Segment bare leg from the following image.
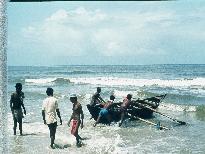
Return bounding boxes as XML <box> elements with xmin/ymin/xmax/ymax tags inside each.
<box><xmin>48</xmin><ymin>122</ymin><xmax>57</xmax><ymax>149</ymax></box>
<box><xmin>94</xmin><ymin>115</ymin><xmax>101</xmax><ymax>127</ymax></box>
<box><xmin>13</xmin><ymin>118</ymin><xmax>17</xmax><ymax>135</ymax></box>
<box><xmin>119</xmin><ymin>112</ymin><xmax>125</xmax><ymax>127</ymax></box>
<box><xmin>18</xmin><ymin>118</ymin><xmax>22</xmax><ymax>135</ymax></box>
<box><xmin>74</xmin><ymin>121</ymin><xmax>82</xmax><ymax>146</ymax></box>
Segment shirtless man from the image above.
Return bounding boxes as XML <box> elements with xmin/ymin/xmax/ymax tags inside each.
<box><xmin>10</xmin><ymin>83</ymin><xmax>26</xmax><ymax>135</ymax></box>
<box><xmin>90</xmin><ymin>87</ymin><xmax>105</xmax><ymax>107</ymax></box>
<box><xmin>119</xmin><ymin>94</ymin><xmax>132</xmax><ymax>127</ymax></box>
<box><xmin>93</xmin><ymin>95</ymin><xmax>115</xmax><ymax>127</ymax></box>
<box><xmin>68</xmin><ymin>94</ymin><xmax>84</xmax><ymax>147</ymax></box>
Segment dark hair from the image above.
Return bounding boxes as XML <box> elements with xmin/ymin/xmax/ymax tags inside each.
<box><xmin>110</xmin><ymin>95</ymin><xmax>115</xmax><ymax>100</ymax></box>
<box><xmin>46</xmin><ymin>88</ymin><xmax>53</xmax><ymax>96</ymax></box>
<box><xmin>15</xmin><ymin>83</ymin><xmax>22</xmax><ymax>88</ymax></box>
<box><xmin>97</xmin><ymin>87</ymin><xmax>101</xmax><ymax>92</ymax></box>
<box><xmin>127</xmin><ymin>94</ymin><xmax>132</xmax><ymax>100</ymax></box>
<box><xmin>70</xmin><ymin>94</ymin><xmax>77</xmax><ymax>102</ymax></box>
<box><xmin>70</xmin><ymin>97</ymin><xmax>77</xmax><ymax>102</ymax></box>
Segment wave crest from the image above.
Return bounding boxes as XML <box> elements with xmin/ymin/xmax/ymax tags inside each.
<box><xmin>70</xmin><ymin>77</ymin><xmax>205</xmax><ymax>88</ymax></box>
<box><xmin>25</xmin><ymin>78</ymin><xmax>70</xmax><ymax>85</ymax></box>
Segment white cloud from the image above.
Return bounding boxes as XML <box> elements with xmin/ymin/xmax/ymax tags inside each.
<box><xmin>21</xmin><ymin>6</ymin><xmax>200</xmax><ymax>58</ymax></box>
<box><xmin>46</xmin><ymin>9</ymin><xmax>68</xmax><ymax>22</ymax></box>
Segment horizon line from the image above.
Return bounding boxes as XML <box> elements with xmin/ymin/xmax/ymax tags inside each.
<box><xmin>8</xmin><ymin>63</ymin><xmax>205</xmax><ymax>67</ymax></box>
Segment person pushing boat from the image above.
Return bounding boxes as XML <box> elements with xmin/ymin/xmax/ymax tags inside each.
<box><xmin>119</xmin><ymin>94</ymin><xmax>132</xmax><ymax>127</ymax></box>
<box><xmin>90</xmin><ymin>87</ymin><xmax>105</xmax><ymax>107</ymax></box>
<box><xmin>93</xmin><ymin>95</ymin><xmax>115</xmax><ymax>127</ymax></box>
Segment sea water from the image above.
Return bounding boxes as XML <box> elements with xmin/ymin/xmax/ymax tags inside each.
<box><xmin>2</xmin><ymin>64</ymin><xmax>205</xmax><ymax>153</ymax></box>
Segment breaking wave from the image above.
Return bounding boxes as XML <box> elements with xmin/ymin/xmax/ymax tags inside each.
<box><xmin>25</xmin><ymin>77</ymin><xmax>205</xmax><ymax>89</ymax></box>
<box><xmin>52</xmin><ymin>70</ymin><xmax>95</xmax><ymax>75</ymax></box>
<box><xmin>25</xmin><ymin>78</ymin><xmax>70</xmax><ymax>85</ymax></box>
<box><xmin>158</xmin><ymin>102</ymin><xmax>196</xmax><ymax>112</ymax></box>
<box><xmin>69</xmin><ymin>77</ymin><xmax>205</xmax><ymax>88</ymax></box>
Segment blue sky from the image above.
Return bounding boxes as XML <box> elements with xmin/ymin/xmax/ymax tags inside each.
<box><xmin>8</xmin><ymin>1</ymin><xmax>205</xmax><ymax>66</ymax></box>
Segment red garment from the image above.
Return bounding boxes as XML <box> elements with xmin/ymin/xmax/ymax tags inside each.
<box><xmin>71</xmin><ymin>120</ymin><xmax>78</xmax><ymax>135</ymax></box>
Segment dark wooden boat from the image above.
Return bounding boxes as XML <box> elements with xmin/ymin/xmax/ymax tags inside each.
<box><xmin>87</xmin><ymin>94</ymin><xmax>166</xmax><ymax>124</ymax></box>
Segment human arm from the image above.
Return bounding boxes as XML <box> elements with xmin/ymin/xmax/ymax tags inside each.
<box><xmin>21</xmin><ymin>92</ymin><xmax>26</xmax><ymax>115</ymax></box>
<box><xmin>55</xmin><ymin>100</ymin><xmax>62</xmax><ymax>125</ymax></box>
<box><xmin>21</xmin><ymin>103</ymin><xmax>26</xmax><ymax>115</ymax></box>
<box><xmin>98</xmin><ymin>96</ymin><xmax>106</xmax><ymax>104</ymax></box>
<box><xmin>42</xmin><ymin>101</ymin><xmax>46</xmax><ymax>124</ymax></box>
<box><xmin>80</xmin><ymin>106</ymin><xmax>84</xmax><ymax>129</ymax></box>
<box><xmin>42</xmin><ymin>110</ymin><xmax>46</xmax><ymax>125</ymax></box>
<box><xmin>93</xmin><ymin>114</ymin><xmax>100</xmax><ymax>127</ymax></box>
<box><xmin>56</xmin><ymin>109</ymin><xmax>62</xmax><ymax>125</ymax></box>
<box><xmin>10</xmin><ymin>94</ymin><xmax>14</xmax><ymax>114</ymax></box>
<box><xmin>67</xmin><ymin>114</ymin><xmax>73</xmax><ymax>127</ymax></box>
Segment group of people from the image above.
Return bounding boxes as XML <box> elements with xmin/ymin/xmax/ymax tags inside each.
<box><xmin>10</xmin><ymin>83</ymin><xmax>132</xmax><ymax>149</ymax></box>
<box><xmin>10</xmin><ymin>83</ymin><xmax>84</xmax><ymax>148</ymax></box>
<box><xmin>90</xmin><ymin>87</ymin><xmax>133</xmax><ymax>127</ymax></box>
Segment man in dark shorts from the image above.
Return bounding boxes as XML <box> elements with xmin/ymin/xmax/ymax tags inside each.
<box><xmin>42</xmin><ymin>88</ymin><xmax>62</xmax><ymax>149</ymax></box>
<box><xmin>10</xmin><ymin>83</ymin><xmax>26</xmax><ymax>135</ymax></box>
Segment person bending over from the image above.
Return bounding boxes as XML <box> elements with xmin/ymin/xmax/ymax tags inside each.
<box><xmin>93</xmin><ymin>95</ymin><xmax>115</xmax><ymax>127</ymax></box>
<box><xmin>90</xmin><ymin>87</ymin><xmax>105</xmax><ymax>107</ymax></box>
<box><xmin>119</xmin><ymin>94</ymin><xmax>132</xmax><ymax>127</ymax></box>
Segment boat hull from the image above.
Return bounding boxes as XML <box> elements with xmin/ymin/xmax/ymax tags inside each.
<box><xmin>87</xmin><ymin>104</ymin><xmax>154</xmax><ymax>124</ymax></box>
<box><xmin>87</xmin><ymin>94</ymin><xmax>166</xmax><ymax>124</ymax></box>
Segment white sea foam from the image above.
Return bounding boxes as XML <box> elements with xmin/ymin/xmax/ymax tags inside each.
<box><xmin>113</xmin><ymin>89</ymin><xmax>139</xmax><ymax>99</ymax></box>
<box><xmin>25</xmin><ymin>78</ymin><xmax>57</xmax><ymax>84</ymax></box>
<box><xmin>25</xmin><ymin>77</ymin><xmax>205</xmax><ymax>90</ymax></box>
<box><xmin>25</xmin><ymin>77</ymin><xmax>71</xmax><ymax>86</ymax></box>
<box><xmin>8</xmin><ymin>113</ymin><xmax>48</xmax><ymax>135</ymax></box>
<box><xmin>84</xmin><ymin>94</ymin><xmax>92</xmax><ymax>100</ymax></box>
<box><xmin>70</xmin><ymin>77</ymin><xmax>205</xmax><ymax>89</ymax></box>
<box><xmin>84</xmin><ymin>126</ymin><xmax>124</xmax><ymax>153</ymax></box>
<box><xmin>159</xmin><ymin>103</ymin><xmax>196</xmax><ymax>112</ymax></box>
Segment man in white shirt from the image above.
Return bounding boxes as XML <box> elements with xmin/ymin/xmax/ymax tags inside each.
<box><xmin>42</xmin><ymin>88</ymin><xmax>62</xmax><ymax>149</ymax></box>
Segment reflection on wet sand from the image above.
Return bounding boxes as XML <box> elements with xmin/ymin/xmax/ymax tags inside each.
<box><xmin>11</xmin><ymin>136</ymin><xmax>24</xmax><ymax>154</ymax></box>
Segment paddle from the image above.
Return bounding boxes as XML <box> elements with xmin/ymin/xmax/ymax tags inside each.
<box><xmin>135</xmin><ymin>103</ymin><xmax>186</xmax><ymax>125</ymax></box>
<box><xmin>97</xmin><ymin>97</ymin><xmax>106</xmax><ymax>104</ymax></box>
<box><xmin>127</xmin><ymin>113</ymin><xmax>169</xmax><ymax>130</ymax></box>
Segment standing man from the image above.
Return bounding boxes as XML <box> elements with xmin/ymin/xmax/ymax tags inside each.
<box><xmin>42</xmin><ymin>88</ymin><xmax>62</xmax><ymax>149</ymax></box>
<box><xmin>10</xmin><ymin>83</ymin><xmax>26</xmax><ymax>135</ymax></box>
<box><xmin>68</xmin><ymin>94</ymin><xmax>84</xmax><ymax>147</ymax></box>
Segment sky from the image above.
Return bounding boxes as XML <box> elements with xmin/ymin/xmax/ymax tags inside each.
<box><xmin>8</xmin><ymin>1</ymin><xmax>205</xmax><ymax>66</ymax></box>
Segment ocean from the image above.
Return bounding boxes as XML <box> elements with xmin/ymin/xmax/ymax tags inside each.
<box><xmin>3</xmin><ymin>64</ymin><xmax>205</xmax><ymax>153</ymax></box>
